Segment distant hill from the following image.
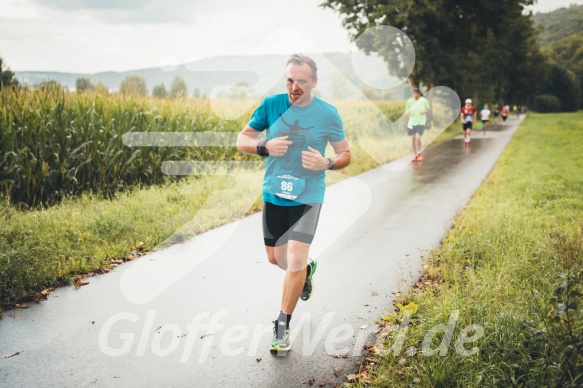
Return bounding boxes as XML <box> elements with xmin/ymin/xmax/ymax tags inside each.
<box><xmin>533</xmin><ymin>4</ymin><xmax>583</xmax><ymax>47</ymax></box>
<box><xmin>15</xmin><ymin>52</ymin><xmax>410</xmax><ymax>100</ymax></box>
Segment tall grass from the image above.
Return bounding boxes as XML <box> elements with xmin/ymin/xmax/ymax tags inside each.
<box><xmin>359</xmin><ymin>112</ymin><xmax>583</xmax><ymax>387</ymax></box>
<box><xmin>0</xmin><ymin>88</ymin><xmax>248</xmax><ymax>207</ymax></box>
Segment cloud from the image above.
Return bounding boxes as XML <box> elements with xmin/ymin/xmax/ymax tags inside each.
<box><xmin>31</xmin><ymin>0</ymin><xmax>200</xmax><ymax>24</ymax></box>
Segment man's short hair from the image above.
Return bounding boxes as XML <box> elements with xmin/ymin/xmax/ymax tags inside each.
<box><xmin>286</xmin><ymin>54</ymin><xmax>318</xmax><ymax>80</ymax></box>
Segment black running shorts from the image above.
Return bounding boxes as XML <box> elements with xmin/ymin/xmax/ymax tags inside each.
<box><xmin>262</xmin><ymin>201</ymin><xmax>322</xmax><ymax>247</ymax></box>
<box><xmin>407</xmin><ymin>125</ymin><xmax>425</xmax><ymax>136</ymax></box>
<box><xmin>463</xmin><ymin>121</ymin><xmax>473</xmax><ymax>130</ymax></box>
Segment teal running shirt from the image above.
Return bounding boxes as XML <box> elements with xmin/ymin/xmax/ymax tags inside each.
<box><xmin>248</xmin><ymin>94</ymin><xmax>345</xmax><ymax>206</ymax></box>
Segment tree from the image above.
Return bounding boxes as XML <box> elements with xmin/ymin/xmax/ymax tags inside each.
<box><xmin>539</xmin><ymin>63</ymin><xmax>580</xmax><ymax>112</ymax></box>
<box><xmin>322</xmin><ymin>0</ymin><xmax>542</xmax><ymax>104</ymax></box>
<box><xmin>75</xmin><ymin>77</ymin><xmax>94</xmax><ymax>92</ymax></box>
<box><xmin>225</xmin><ymin>81</ymin><xmax>256</xmax><ymax>99</ymax></box>
<box><xmin>170</xmin><ymin>76</ymin><xmax>187</xmax><ymax>98</ymax></box>
<box><xmin>38</xmin><ymin>80</ymin><xmax>63</xmax><ymax>91</ymax></box>
<box><xmin>545</xmin><ymin>35</ymin><xmax>583</xmax><ymax>108</ymax></box>
<box><xmin>0</xmin><ymin>56</ymin><xmax>19</xmax><ymax>89</ymax></box>
<box><xmin>152</xmin><ymin>83</ymin><xmax>168</xmax><ymax>98</ymax></box>
<box><xmin>94</xmin><ymin>82</ymin><xmax>109</xmax><ymax>95</ymax></box>
<box><xmin>120</xmin><ymin>75</ymin><xmax>147</xmax><ymax>96</ymax></box>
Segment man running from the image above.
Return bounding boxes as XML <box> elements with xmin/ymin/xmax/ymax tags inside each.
<box><xmin>493</xmin><ymin>103</ymin><xmax>500</xmax><ymax>126</ymax></box>
<box><xmin>501</xmin><ymin>104</ymin><xmax>509</xmax><ymax>125</ymax></box>
<box><xmin>236</xmin><ymin>54</ymin><xmax>351</xmax><ymax>354</ymax></box>
<box><xmin>480</xmin><ymin>103</ymin><xmax>491</xmax><ymax>135</ymax></box>
<box><xmin>405</xmin><ymin>88</ymin><xmax>430</xmax><ymax>162</ymax></box>
<box><xmin>460</xmin><ymin>99</ymin><xmax>476</xmax><ymax>147</ymax></box>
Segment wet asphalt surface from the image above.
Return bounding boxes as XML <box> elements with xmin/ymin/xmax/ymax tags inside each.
<box><xmin>0</xmin><ymin>119</ymin><xmax>522</xmax><ymax>387</ymax></box>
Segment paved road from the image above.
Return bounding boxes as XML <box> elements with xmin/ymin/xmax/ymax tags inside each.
<box><xmin>0</xmin><ymin>119</ymin><xmax>523</xmax><ymax>387</ymax></box>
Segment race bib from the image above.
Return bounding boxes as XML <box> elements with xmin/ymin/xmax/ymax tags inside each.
<box><xmin>464</xmin><ymin>115</ymin><xmax>473</xmax><ymax>122</ymax></box>
<box><xmin>269</xmin><ymin>172</ymin><xmax>306</xmax><ymax>200</ymax></box>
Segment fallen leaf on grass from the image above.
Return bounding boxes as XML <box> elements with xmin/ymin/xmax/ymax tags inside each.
<box><xmin>15</xmin><ymin>304</ymin><xmax>28</xmax><ymax>309</ymax></box>
<box><xmin>368</xmin><ymin>346</ymin><xmax>379</xmax><ymax>354</ymax></box>
<box><xmin>346</xmin><ymin>374</ymin><xmax>360</xmax><ymax>381</ymax></box>
<box><xmin>75</xmin><ymin>280</ymin><xmax>89</xmax><ymax>286</ymax></box>
<box><xmin>361</xmin><ymin>374</ymin><xmax>372</xmax><ymax>384</ymax></box>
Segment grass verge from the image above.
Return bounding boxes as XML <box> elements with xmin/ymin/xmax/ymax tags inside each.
<box><xmin>349</xmin><ymin>112</ymin><xmax>583</xmax><ymax>387</ymax></box>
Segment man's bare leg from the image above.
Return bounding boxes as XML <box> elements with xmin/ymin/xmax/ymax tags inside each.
<box><xmin>281</xmin><ymin>240</ymin><xmax>310</xmax><ymax>314</ymax></box>
<box><xmin>265</xmin><ymin>241</ymin><xmax>310</xmax><ymax>314</ymax></box>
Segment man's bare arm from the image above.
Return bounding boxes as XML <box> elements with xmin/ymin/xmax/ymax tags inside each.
<box><xmin>236</xmin><ymin>125</ymin><xmax>293</xmax><ymax>157</ymax></box>
<box><xmin>328</xmin><ymin>138</ymin><xmax>351</xmax><ymax>170</ymax></box>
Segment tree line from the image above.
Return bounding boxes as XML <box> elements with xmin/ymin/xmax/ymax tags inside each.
<box><xmin>0</xmin><ymin>60</ymin><xmax>200</xmax><ymax>99</ymax></box>
<box><xmin>322</xmin><ymin>0</ymin><xmax>581</xmax><ymax>112</ymax></box>
<box><xmin>74</xmin><ymin>74</ymin><xmax>198</xmax><ymax>99</ymax></box>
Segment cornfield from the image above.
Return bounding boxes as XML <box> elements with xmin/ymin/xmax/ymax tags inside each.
<box><xmin>0</xmin><ymin>87</ymin><xmax>409</xmax><ymax>208</ymax></box>
<box><xmin>0</xmin><ymin>87</ymin><xmax>251</xmax><ymax>207</ymax></box>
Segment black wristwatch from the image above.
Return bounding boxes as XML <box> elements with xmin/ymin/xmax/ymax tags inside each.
<box><xmin>326</xmin><ymin>157</ymin><xmax>334</xmax><ymax>170</ymax></box>
<box><xmin>256</xmin><ymin>138</ymin><xmax>269</xmax><ymax>157</ymax></box>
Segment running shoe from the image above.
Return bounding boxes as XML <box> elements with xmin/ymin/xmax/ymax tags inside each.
<box><xmin>412</xmin><ymin>154</ymin><xmax>418</xmax><ymax>162</ymax></box>
<box><xmin>416</xmin><ymin>153</ymin><xmax>423</xmax><ymax>161</ymax></box>
<box><xmin>270</xmin><ymin>320</ymin><xmax>291</xmax><ymax>353</ymax></box>
<box><xmin>300</xmin><ymin>258</ymin><xmax>317</xmax><ymax>301</ymax></box>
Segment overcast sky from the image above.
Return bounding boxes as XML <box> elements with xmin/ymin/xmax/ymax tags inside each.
<box><xmin>1</xmin><ymin>0</ymin><xmax>582</xmax><ymax>73</ymax></box>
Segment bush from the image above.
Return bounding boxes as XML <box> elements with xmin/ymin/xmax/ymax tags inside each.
<box><xmin>533</xmin><ymin>94</ymin><xmax>561</xmax><ymax>112</ymax></box>
<box><xmin>539</xmin><ymin>64</ymin><xmax>580</xmax><ymax>112</ymax></box>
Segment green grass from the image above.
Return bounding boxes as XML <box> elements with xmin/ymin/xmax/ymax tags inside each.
<box><xmin>352</xmin><ymin>112</ymin><xmax>583</xmax><ymax>387</ymax></box>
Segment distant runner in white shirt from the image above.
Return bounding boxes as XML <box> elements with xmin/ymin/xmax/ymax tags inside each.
<box><xmin>480</xmin><ymin>104</ymin><xmax>491</xmax><ymax>135</ymax></box>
